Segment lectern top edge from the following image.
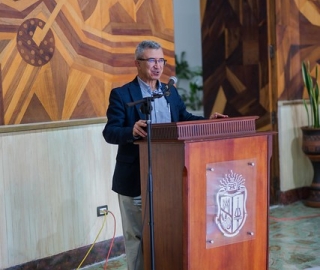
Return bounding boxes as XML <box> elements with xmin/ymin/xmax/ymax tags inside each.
<box><xmin>148</xmin><ymin>116</ymin><xmax>259</xmax><ymax>141</ymax></box>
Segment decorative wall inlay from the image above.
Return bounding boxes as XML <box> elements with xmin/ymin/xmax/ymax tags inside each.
<box><xmin>16</xmin><ymin>18</ymin><xmax>55</xmax><ymax>67</ymax></box>
<box><xmin>0</xmin><ymin>0</ymin><xmax>174</xmax><ymax>125</ymax></box>
<box><xmin>201</xmin><ymin>0</ymin><xmax>270</xmax><ymax>129</ymax></box>
<box><xmin>275</xmin><ymin>0</ymin><xmax>320</xmax><ymax>100</ymax></box>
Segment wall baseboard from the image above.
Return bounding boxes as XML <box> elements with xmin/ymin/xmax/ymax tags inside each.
<box><xmin>278</xmin><ymin>187</ymin><xmax>309</xmax><ymax>205</ymax></box>
<box><xmin>4</xmin><ymin>237</ymin><xmax>125</xmax><ymax>270</ymax></box>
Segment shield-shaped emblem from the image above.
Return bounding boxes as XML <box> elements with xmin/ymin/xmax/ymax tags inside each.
<box><xmin>215</xmin><ymin>171</ymin><xmax>247</xmax><ymax>237</ymax></box>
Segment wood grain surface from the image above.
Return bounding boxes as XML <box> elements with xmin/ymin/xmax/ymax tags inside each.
<box><xmin>0</xmin><ymin>0</ymin><xmax>174</xmax><ymax>124</ymax></box>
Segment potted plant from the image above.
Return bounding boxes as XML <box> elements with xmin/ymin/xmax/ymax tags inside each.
<box><xmin>175</xmin><ymin>51</ymin><xmax>203</xmax><ymax>112</ymax></box>
<box><xmin>301</xmin><ymin>61</ymin><xmax>320</xmax><ymax>207</ymax></box>
<box><xmin>302</xmin><ymin>61</ymin><xmax>320</xmax><ymax>128</ymax></box>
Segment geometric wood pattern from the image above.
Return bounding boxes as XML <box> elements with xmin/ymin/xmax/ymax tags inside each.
<box><xmin>201</xmin><ymin>0</ymin><xmax>271</xmax><ymax>130</ymax></box>
<box><xmin>276</xmin><ymin>0</ymin><xmax>320</xmax><ymax>101</ymax></box>
<box><xmin>201</xmin><ymin>0</ymin><xmax>320</xmax><ymax>203</ymax></box>
<box><xmin>0</xmin><ymin>0</ymin><xmax>174</xmax><ymax>124</ymax></box>
<box><xmin>200</xmin><ymin>0</ymin><xmax>280</xmax><ymax>204</ymax></box>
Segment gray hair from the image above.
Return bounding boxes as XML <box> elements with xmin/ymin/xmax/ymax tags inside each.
<box><xmin>135</xmin><ymin>40</ymin><xmax>162</xmax><ymax>59</ymax></box>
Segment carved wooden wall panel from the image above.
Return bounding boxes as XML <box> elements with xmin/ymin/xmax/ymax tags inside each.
<box><xmin>276</xmin><ymin>0</ymin><xmax>320</xmax><ymax>100</ymax></box>
<box><xmin>0</xmin><ymin>0</ymin><xmax>174</xmax><ymax>125</ymax></box>
<box><xmin>201</xmin><ymin>0</ymin><xmax>271</xmax><ymax>130</ymax></box>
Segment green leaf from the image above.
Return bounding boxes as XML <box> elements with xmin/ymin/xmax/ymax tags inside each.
<box><xmin>302</xmin><ymin>61</ymin><xmax>320</xmax><ymax>128</ymax></box>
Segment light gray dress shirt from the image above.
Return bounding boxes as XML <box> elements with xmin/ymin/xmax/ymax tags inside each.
<box><xmin>137</xmin><ymin>76</ymin><xmax>171</xmax><ymax>124</ymax></box>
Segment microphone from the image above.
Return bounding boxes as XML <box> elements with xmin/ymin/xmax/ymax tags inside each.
<box><xmin>162</xmin><ymin>76</ymin><xmax>177</xmax><ymax>96</ymax></box>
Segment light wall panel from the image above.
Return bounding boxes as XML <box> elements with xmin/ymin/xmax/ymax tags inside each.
<box><xmin>0</xmin><ymin>122</ymin><xmax>120</xmax><ymax>268</ymax></box>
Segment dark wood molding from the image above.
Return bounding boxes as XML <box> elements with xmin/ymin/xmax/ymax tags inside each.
<box><xmin>4</xmin><ymin>237</ymin><xmax>125</xmax><ymax>270</ymax></box>
<box><xmin>278</xmin><ymin>187</ymin><xmax>310</xmax><ymax>205</ymax></box>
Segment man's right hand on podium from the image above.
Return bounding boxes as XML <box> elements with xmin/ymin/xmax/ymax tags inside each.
<box><xmin>133</xmin><ymin>120</ymin><xmax>147</xmax><ymax>138</ymax></box>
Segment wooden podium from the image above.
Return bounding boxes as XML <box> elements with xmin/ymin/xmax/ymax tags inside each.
<box><xmin>138</xmin><ymin>117</ymin><xmax>273</xmax><ymax>270</ymax></box>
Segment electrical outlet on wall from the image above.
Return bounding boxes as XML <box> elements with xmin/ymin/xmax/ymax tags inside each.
<box><xmin>97</xmin><ymin>205</ymin><xmax>108</xmax><ymax>217</ymax></box>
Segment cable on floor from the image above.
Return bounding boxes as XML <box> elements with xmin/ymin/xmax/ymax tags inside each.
<box><xmin>103</xmin><ymin>210</ymin><xmax>116</xmax><ymax>270</ymax></box>
<box><xmin>76</xmin><ymin>209</ymin><xmax>116</xmax><ymax>270</ymax></box>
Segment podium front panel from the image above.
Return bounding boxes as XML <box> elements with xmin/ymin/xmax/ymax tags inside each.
<box><xmin>139</xmin><ymin>132</ymin><xmax>272</xmax><ymax>270</ymax></box>
<box><xmin>185</xmin><ymin>135</ymin><xmax>270</xmax><ymax>270</ymax></box>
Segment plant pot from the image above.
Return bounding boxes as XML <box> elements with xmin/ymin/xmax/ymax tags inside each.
<box><xmin>301</xmin><ymin>126</ymin><xmax>320</xmax><ymax>207</ymax></box>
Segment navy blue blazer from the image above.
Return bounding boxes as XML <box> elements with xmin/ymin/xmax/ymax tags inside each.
<box><xmin>102</xmin><ymin>77</ymin><xmax>205</xmax><ymax>197</ymax></box>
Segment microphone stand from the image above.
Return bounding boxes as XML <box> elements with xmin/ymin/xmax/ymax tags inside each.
<box><xmin>127</xmin><ymin>94</ymin><xmax>163</xmax><ymax>270</ymax></box>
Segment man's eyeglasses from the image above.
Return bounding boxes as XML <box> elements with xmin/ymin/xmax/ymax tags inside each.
<box><xmin>138</xmin><ymin>58</ymin><xmax>167</xmax><ymax>65</ymax></box>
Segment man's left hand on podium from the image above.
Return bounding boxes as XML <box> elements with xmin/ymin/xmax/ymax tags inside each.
<box><xmin>210</xmin><ymin>112</ymin><xmax>229</xmax><ymax>119</ymax></box>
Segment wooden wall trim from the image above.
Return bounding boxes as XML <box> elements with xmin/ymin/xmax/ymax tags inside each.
<box><xmin>0</xmin><ymin>117</ymin><xmax>107</xmax><ymax>134</ymax></box>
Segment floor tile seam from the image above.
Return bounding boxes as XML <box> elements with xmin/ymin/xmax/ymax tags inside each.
<box><xmin>269</xmin><ymin>214</ymin><xmax>320</xmax><ymax>222</ymax></box>
<box><xmin>269</xmin><ymin>245</ymin><xmax>320</xmax><ymax>255</ymax></box>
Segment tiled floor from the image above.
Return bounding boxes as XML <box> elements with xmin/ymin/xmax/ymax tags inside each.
<box><xmin>81</xmin><ymin>201</ymin><xmax>320</xmax><ymax>270</ymax></box>
<box><xmin>79</xmin><ymin>254</ymin><xmax>127</xmax><ymax>270</ymax></box>
<box><xmin>269</xmin><ymin>202</ymin><xmax>320</xmax><ymax>270</ymax></box>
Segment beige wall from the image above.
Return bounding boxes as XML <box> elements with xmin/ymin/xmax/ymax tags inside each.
<box><xmin>278</xmin><ymin>101</ymin><xmax>313</xmax><ymax>191</ymax></box>
<box><xmin>0</xmin><ymin>121</ymin><xmax>121</xmax><ymax>268</ymax></box>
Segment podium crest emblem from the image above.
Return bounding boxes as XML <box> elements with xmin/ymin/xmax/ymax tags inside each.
<box><xmin>215</xmin><ymin>170</ymin><xmax>247</xmax><ymax>237</ymax></box>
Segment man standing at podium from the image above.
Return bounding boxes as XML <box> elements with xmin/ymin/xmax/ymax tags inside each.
<box><xmin>102</xmin><ymin>40</ymin><xmax>227</xmax><ymax>270</ymax></box>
